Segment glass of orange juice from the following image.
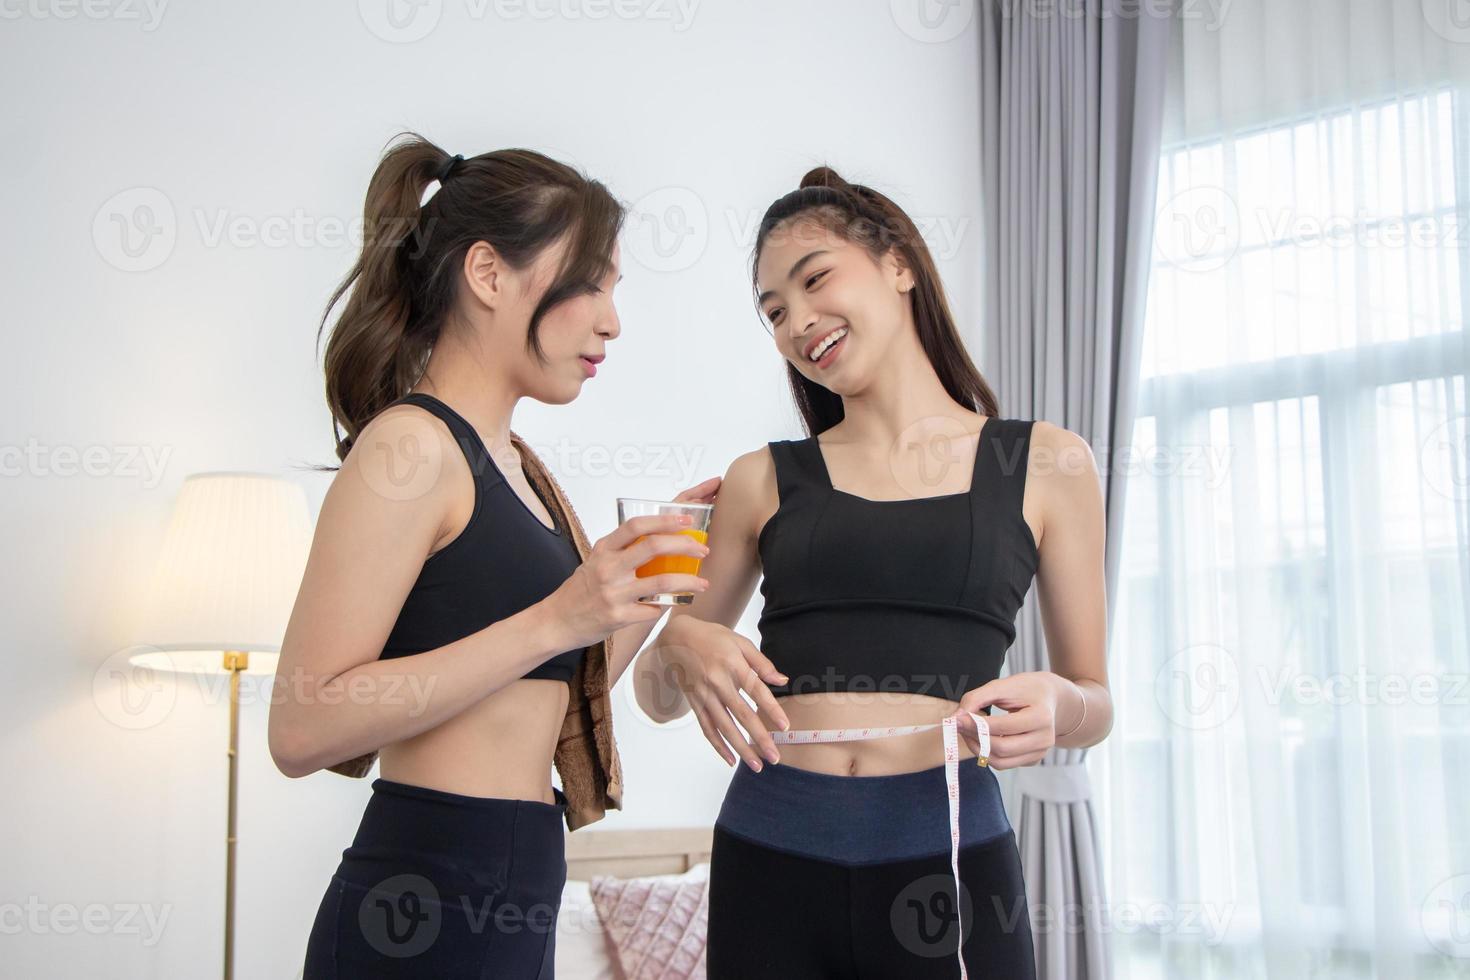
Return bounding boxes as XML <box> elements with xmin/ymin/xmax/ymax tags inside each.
<box><xmin>615</xmin><ymin>498</ymin><xmax>713</xmax><ymax>605</ymax></box>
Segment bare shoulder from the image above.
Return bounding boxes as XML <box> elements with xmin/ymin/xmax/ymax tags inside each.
<box><xmin>1027</xmin><ymin>419</ymin><xmax>1095</xmax><ymax>472</ymax></box>
<box><xmin>714</xmin><ymin>444</ymin><xmax>780</xmax><ymax>544</ymax></box>
<box><xmin>329</xmin><ymin>401</ymin><xmax>468</xmax><ymax>542</ymax></box>
<box><xmin>1024</xmin><ymin>419</ymin><xmax>1103</xmax><ymax>551</ymax></box>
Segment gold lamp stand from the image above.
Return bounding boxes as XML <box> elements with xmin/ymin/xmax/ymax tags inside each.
<box><xmin>222</xmin><ymin>650</ymin><xmax>249</xmax><ymax>980</ymax></box>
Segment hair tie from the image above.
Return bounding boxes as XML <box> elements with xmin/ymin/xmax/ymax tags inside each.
<box><xmin>433</xmin><ymin>153</ymin><xmax>464</xmax><ymax>184</ymax></box>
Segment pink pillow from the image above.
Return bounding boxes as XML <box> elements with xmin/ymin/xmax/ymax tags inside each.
<box><xmin>588</xmin><ymin>864</ymin><xmax>708</xmax><ymax>979</ymax></box>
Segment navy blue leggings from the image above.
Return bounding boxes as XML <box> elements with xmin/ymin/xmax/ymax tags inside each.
<box><xmin>707</xmin><ymin>759</ymin><xmax>1036</xmax><ymax>979</ymax></box>
<box><xmin>302</xmin><ymin>778</ymin><xmax>568</xmax><ymax>979</ymax></box>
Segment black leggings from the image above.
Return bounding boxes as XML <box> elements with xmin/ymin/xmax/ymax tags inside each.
<box><xmin>706</xmin><ymin>760</ymin><xmax>1036</xmax><ymax>979</ymax></box>
<box><xmin>302</xmin><ymin>778</ymin><xmax>568</xmax><ymax>979</ymax></box>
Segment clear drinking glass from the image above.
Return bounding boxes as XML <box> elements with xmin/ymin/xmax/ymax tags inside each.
<box><xmin>615</xmin><ymin>498</ymin><xmax>714</xmax><ymax>605</ymax></box>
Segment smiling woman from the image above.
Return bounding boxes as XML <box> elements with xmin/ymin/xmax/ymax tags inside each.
<box><xmin>638</xmin><ymin>166</ymin><xmax>1111</xmax><ymax>980</ymax></box>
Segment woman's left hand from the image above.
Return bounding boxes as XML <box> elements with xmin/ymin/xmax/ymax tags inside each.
<box><xmin>672</xmin><ymin>476</ymin><xmax>721</xmax><ymax>506</ymax></box>
<box><xmin>952</xmin><ymin>672</ymin><xmax>1075</xmax><ymax>769</ymax></box>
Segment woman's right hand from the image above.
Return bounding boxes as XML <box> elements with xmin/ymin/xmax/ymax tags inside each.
<box><xmin>542</xmin><ymin>514</ymin><xmax>711</xmax><ymax>651</ymax></box>
<box><xmin>656</xmin><ymin>615</ymin><xmax>791</xmax><ymax>771</ymax></box>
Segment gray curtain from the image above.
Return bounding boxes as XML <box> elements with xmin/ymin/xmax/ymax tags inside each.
<box><xmin>977</xmin><ymin>1</ymin><xmax>1173</xmax><ymax>977</ymax></box>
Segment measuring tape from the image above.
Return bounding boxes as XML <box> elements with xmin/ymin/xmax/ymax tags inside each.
<box><xmin>770</xmin><ymin>711</ymin><xmax>991</xmax><ymax>980</ymax></box>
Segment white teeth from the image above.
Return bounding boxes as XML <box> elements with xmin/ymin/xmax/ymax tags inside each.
<box><xmin>808</xmin><ymin>326</ymin><xmax>849</xmax><ymax>362</ymax></box>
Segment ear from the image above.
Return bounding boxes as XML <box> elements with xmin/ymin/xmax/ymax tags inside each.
<box><xmin>462</xmin><ymin>240</ymin><xmax>504</xmax><ymax>310</ymax></box>
<box><xmin>884</xmin><ymin>246</ymin><xmax>915</xmax><ymax>294</ymax></box>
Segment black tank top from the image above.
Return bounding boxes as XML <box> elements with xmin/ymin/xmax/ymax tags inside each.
<box><xmin>376</xmin><ymin>392</ymin><xmax>587</xmax><ymax>683</ymax></box>
<box><xmin>757</xmin><ymin>417</ymin><xmax>1038</xmax><ymax>702</ymax></box>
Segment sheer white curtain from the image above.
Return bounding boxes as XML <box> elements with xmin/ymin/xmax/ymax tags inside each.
<box><xmin>1093</xmin><ymin>2</ymin><xmax>1470</xmax><ymax>977</ymax></box>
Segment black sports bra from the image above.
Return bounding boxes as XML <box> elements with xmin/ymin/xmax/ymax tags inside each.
<box><xmin>376</xmin><ymin>392</ymin><xmax>587</xmax><ymax>683</ymax></box>
<box><xmin>756</xmin><ymin>417</ymin><xmax>1039</xmax><ymax>701</ymax></box>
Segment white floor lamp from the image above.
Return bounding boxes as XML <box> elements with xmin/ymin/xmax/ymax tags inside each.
<box><xmin>130</xmin><ymin>472</ymin><xmax>311</xmax><ymax>980</ymax></box>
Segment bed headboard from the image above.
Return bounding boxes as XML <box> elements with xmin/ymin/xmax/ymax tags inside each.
<box><xmin>563</xmin><ymin>827</ymin><xmax>713</xmax><ymax>881</ymax></box>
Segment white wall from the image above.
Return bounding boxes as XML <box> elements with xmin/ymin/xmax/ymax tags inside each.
<box><xmin>0</xmin><ymin>1</ymin><xmax>985</xmax><ymax>976</ymax></box>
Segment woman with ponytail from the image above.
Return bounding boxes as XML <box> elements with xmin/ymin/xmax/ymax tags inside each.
<box><xmin>638</xmin><ymin>168</ymin><xmax>1112</xmax><ymax>978</ymax></box>
<box><xmin>269</xmin><ymin>133</ymin><xmax>717</xmax><ymax>978</ymax></box>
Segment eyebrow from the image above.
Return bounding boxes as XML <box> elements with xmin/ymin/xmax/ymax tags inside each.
<box><xmin>757</xmin><ymin>250</ymin><xmax>830</xmax><ymax>306</ymax></box>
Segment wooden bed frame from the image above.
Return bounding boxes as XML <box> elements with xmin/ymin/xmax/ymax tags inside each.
<box><xmin>563</xmin><ymin>827</ymin><xmax>713</xmax><ymax>881</ymax></box>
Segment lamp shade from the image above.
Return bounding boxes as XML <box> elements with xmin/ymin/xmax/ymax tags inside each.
<box><xmin>131</xmin><ymin>472</ymin><xmax>311</xmax><ymax>676</ymax></box>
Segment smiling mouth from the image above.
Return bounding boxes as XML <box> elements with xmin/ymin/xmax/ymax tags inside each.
<box><xmin>805</xmin><ymin>325</ymin><xmax>849</xmax><ymax>367</ymax></box>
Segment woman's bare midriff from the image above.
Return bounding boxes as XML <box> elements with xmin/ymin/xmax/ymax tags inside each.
<box><xmin>756</xmin><ymin>691</ymin><xmax>982</xmax><ymax>776</ymax></box>
<box><xmin>377</xmin><ymin>677</ymin><xmax>571</xmax><ymax>804</ymax></box>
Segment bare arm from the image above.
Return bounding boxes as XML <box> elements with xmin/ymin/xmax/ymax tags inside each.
<box><xmin>268</xmin><ymin>406</ymin><xmax>569</xmax><ymax>777</ymax></box>
<box><xmin>952</xmin><ymin>420</ymin><xmax>1114</xmax><ymax>764</ymax></box>
<box><xmin>268</xmin><ymin>406</ymin><xmax>705</xmax><ymax>778</ymax></box>
<box><xmin>1031</xmin><ymin>421</ymin><xmax>1113</xmax><ymax>749</ymax></box>
<box><xmin>630</xmin><ymin>447</ymin><xmax>791</xmax><ymax>770</ymax></box>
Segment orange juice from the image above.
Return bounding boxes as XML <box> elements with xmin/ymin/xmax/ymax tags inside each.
<box><xmin>634</xmin><ymin>528</ymin><xmax>709</xmax><ymax>578</ymax></box>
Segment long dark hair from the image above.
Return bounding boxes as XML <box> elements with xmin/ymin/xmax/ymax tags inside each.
<box><xmin>316</xmin><ymin>132</ymin><xmax>625</xmax><ymax>464</ymax></box>
<box><xmin>751</xmin><ymin>166</ymin><xmax>998</xmax><ymax>436</ymax></box>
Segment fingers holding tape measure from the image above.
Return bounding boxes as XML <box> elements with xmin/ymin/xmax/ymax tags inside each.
<box><xmin>951</xmin><ymin>709</ymin><xmax>992</xmax><ymax>767</ymax></box>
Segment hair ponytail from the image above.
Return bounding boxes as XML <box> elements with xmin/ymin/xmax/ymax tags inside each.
<box><xmin>752</xmin><ymin>166</ymin><xmax>999</xmax><ymax>436</ymax></box>
<box><xmin>315</xmin><ymin>132</ymin><xmax>624</xmax><ymax>464</ymax></box>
